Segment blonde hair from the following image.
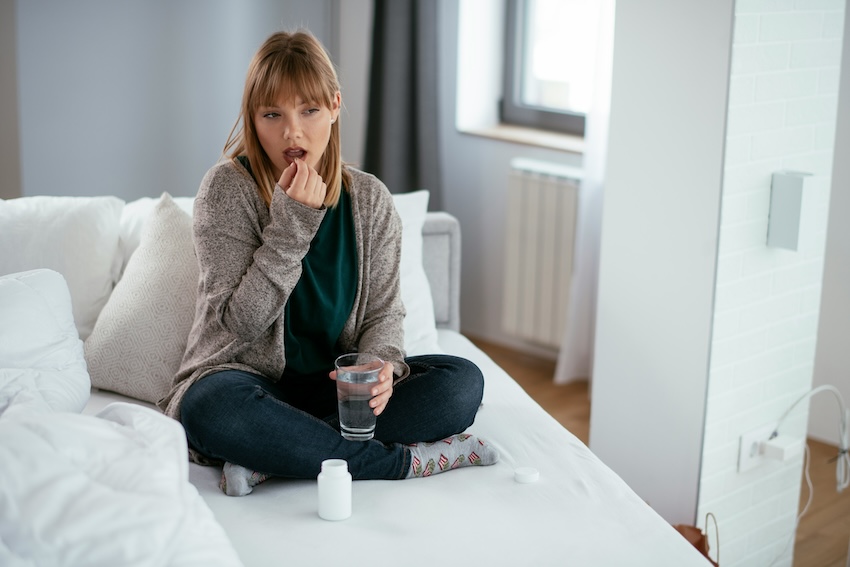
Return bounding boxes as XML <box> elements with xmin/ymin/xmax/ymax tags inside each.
<box><xmin>224</xmin><ymin>30</ymin><xmax>349</xmax><ymax>208</ymax></box>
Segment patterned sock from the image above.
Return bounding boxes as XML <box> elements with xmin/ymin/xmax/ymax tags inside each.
<box><xmin>406</xmin><ymin>434</ymin><xmax>500</xmax><ymax>478</ymax></box>
<box><xmin>219</xmin><ymin>462</ymin><xmax>270</xmax><ymax>496</ymax></box>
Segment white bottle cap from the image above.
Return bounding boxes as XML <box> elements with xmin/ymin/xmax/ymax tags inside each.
<box><xmin>321</xmin><ymin>459</ymin><xmax>349</xmax><ymax>476</ymax></box>
<box><xmin>514</xmin><ymin>467</ymin><xmax>539</xmax><ymax>484</ymax></box>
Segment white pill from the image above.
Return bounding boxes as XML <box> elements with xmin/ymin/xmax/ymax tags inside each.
<box><xmin>514</xmin><ymin>467</ymin><xmax>540</xmax><ymax>484</ymax></box>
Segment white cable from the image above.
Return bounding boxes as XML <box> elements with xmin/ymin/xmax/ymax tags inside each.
<box><xmin>765</xmin><ymin>384</ymin><xmax>849</xmax><ymax>566</ymax></box>
<box><xmin>799</xmin><ymin>444</ymin><xmax>815</xmax><ymax>525</ymax></box>
<box><xmin>771</xmin><ymin>384</ymin><xmax>849</xmax><ymax>493</ymax></box>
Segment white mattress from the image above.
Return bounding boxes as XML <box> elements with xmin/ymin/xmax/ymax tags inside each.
<box><xmin>85</xmin><ymin>330</ymin><xmax>709</xmax><ymax>566</ymax></box>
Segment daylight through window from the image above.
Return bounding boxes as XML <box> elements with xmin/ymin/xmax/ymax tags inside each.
<box><xmin>502</xmin><ymin>0</ymin><xmax>602</xmax><ymax>136</ymax></box>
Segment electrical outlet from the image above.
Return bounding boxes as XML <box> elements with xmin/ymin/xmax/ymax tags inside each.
<box><xmin>737</xmin><ymin>424</ymin><xmax>775</xmax><ymax>473</ymax></box>
<box><xmin>763</xmin><ymin>435</ymin><xmax>805</xmax><ymax>461</ymax></box>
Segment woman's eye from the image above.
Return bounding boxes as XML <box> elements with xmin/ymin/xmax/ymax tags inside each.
<box><xmin>262</xmin><ymin>112</ymin><xmax>279</xmax><ymax>119</ymax></box>
<box><xmin>304</xmin><ymin>108</ymin><xmax>320</xmax><ymax>115</ymax></box>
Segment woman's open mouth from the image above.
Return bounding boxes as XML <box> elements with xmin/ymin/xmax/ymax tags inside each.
<box><xmin>284</xmin><ymin>148</ymin><xmax>306</xmax><ymax>163</ymax></box>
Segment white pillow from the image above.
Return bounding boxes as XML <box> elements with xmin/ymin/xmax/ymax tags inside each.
<box><xmin>119</xmin><ymin>195</ymin><xmax>195</xmax><ymax>276</ymax></box>
<box><xmin>0</xmin><ymin>269</ymin><xmax>90</xmax><ymax>415</ymax></box>
<box><xmin>392</xmin><ymin>190</ymin><xmax>441</xmax><ymax>355</ymax></box>
<box><xmin>0</xmin><ymin>196</ymin><xmax>124</xmax><ymax>340</ymax></box>
<box><xmin>85</xmin><ymin>193</ymin><xmax>198</xmax><ymax>404</ymax></box>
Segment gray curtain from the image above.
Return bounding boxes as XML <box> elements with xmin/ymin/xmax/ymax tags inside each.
<box><xmin>363</xmin><ymin>0</ymin><xmax>442</xmax><ymax>209</ymax></box>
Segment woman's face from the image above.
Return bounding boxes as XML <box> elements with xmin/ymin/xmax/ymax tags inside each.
<box><xmin>254</xmin><ymin>90</ymin><xmax>341</xmax><ymax>179</ymax></box>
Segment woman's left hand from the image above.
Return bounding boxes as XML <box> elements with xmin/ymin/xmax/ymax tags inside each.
<box><xmin>367</xmin><ymin>362</ymin><xmax>394</xmax><ymax>416</ymax></box>
<box><xmin>329</xmin><ymin>361</ymin><xmax>394</xmax><ymax>416</ymax></box>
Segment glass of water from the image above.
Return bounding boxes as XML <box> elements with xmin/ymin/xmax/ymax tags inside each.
<box><xmin>334</xmin><ymin>353</ymin><xmax>383</xmax><ymax>441</ymax></box>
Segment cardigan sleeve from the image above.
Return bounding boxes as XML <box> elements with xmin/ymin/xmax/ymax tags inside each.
<box><xmin>193</xmin><ymin>162</ymin><xmax>325</xmax><ymax>342</ymax></box>
<box><xmin>348</xmin><ymin>173</ymin><xmax>409</xmax><ymax>379</ymax></box>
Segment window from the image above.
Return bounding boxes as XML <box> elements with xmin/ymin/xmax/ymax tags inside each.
<box><xmin>501</xmin><ymin>0</ymin><xmax>602</xmax><ymax>137</ymax></box>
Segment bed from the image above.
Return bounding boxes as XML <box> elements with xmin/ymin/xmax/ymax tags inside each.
<box><xmin>0</xmin><ymin>192</ymin><xmax>710</xmax><ymax>566</ymax></box>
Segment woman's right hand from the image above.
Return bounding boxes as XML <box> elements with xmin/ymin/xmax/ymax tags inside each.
<box><xmin>278</xmin><ymin>158</ymin><xmax>327</xmax><ymax>209</ymax></box>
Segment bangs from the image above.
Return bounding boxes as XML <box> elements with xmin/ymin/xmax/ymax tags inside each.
<box><xmin>251</xmin><ymin>51</ymin><xmax>334</xmax><ymax>111</ymax></box>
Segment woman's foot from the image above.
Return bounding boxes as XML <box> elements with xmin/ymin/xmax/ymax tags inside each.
<box><xmin>406</xmin><ymin>434</ymin><xmax>499</xmax><ymax>478</ymax></box>
<box><xmin>219</xmin><ymin>462</ymin><xmax>270</xmax><ymax>496</ymax></box>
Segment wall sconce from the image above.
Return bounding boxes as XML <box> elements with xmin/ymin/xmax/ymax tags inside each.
<box><xmin>767</xmin><ymin>171</ymin><xmax>812</xmax><ymax>251</ymax></box>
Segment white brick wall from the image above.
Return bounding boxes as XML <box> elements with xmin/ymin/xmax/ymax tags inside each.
<box><xmin>696</xmin><ymin>2</ymin><xmax>843</xmax><ymax>566</ymax></box>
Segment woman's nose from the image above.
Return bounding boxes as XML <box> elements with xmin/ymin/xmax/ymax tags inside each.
<box><xmin>283</xmin><ymin>117</ymin><xmax>301</xmax><ymax>139</ymax></box>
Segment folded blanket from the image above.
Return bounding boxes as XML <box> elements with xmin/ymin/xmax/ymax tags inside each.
<box><xmin>0</xmin><ymin>402</ymin><xmax>243</xmax><ymax>567</ymax></box>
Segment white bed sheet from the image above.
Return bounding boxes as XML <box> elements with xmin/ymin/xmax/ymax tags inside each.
<box><xmin>85</xmin><ymin>330</ymin><xmax>709</xmax><ymax>566</ymax></box>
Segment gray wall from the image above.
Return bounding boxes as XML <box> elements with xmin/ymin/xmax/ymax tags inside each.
<box><xmin>1</xmin><ymin>0</ymin><xmax>21</xmax><ymax>200</ymax></box>
<box><xmin>337</xmin><ymin>0</ymin><xmax>372</xmax><ymax>169</ymax></box>
<box><xmin>12</xmin><ymin>0</ymin><xmax>335</xmax><ymax>200</ymax></box>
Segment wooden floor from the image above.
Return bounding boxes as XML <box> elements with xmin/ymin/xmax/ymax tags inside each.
<box><xmin>470</xmin><ymin>336</ymin><xmax>850</xmax><ymax>567</ymax></box>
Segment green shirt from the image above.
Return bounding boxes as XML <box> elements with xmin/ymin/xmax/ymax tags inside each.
<box><xmin>283</xmin><ymin>189</ymin><xmax>357</xmax><ymax>375</ymax></box>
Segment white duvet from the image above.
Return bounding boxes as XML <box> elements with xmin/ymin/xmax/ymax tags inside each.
<box><xmin>0</xmin><ymin>269</ymin><xmax>243</xmax><ymax>567</ymax></box>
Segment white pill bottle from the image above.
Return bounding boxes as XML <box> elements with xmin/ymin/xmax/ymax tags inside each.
<box><xmin>318</xmin><ymin>459</ymin><xmax>352</xmax><ymax>520</ymax></box>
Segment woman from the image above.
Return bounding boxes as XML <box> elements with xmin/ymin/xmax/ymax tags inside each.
<box><xmin>158</xmin><ymin>30</ymin><xmax>498</xmax><ymax>496</ymax></box>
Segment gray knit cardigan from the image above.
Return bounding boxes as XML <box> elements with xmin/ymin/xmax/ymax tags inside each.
<box><xmin>159</xmin><ymin>160</ymin><xmax>409</xmax><ymax>421</ymax></box>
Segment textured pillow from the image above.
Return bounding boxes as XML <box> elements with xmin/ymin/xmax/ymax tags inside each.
<box><xmin>84</xmin><ymin>193</ymin><xmax>198</xmax><ymax>404</ymax></box>
<box><xmin>0</xmin><ymin>269</ymin><xmax>90</xmax><ymax>415</ymax></box>
<box><xmin>119</xmin><ymin>195</ymin><xmax>195</xmax><ymax>276</ymax></box>
<box><xmin>392</xmin><ymin>190</ymin><xmax>441</xmax><ymax>355</ymax></box>
<box><xmin>0</xmin><ymin>196</ymin><xmax>124</xmax><ymax>340</ymax></box>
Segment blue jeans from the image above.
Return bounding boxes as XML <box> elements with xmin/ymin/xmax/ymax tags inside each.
<box><xmin>179</xmin><ymin>355</ymin><xmax>484</xmax><ymax>480</ymax></box>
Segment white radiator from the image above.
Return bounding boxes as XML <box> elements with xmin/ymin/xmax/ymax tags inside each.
<box><xmin>502</xmin><ymin>158</ymin><xmax>582</xmax><ymax>349</ymax></box>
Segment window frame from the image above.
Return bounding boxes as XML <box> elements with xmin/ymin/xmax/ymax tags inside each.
<box><xmin>500</xmin><ymin>0</ymin><xmax>587</xmax><ymax>137</ymax></box>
